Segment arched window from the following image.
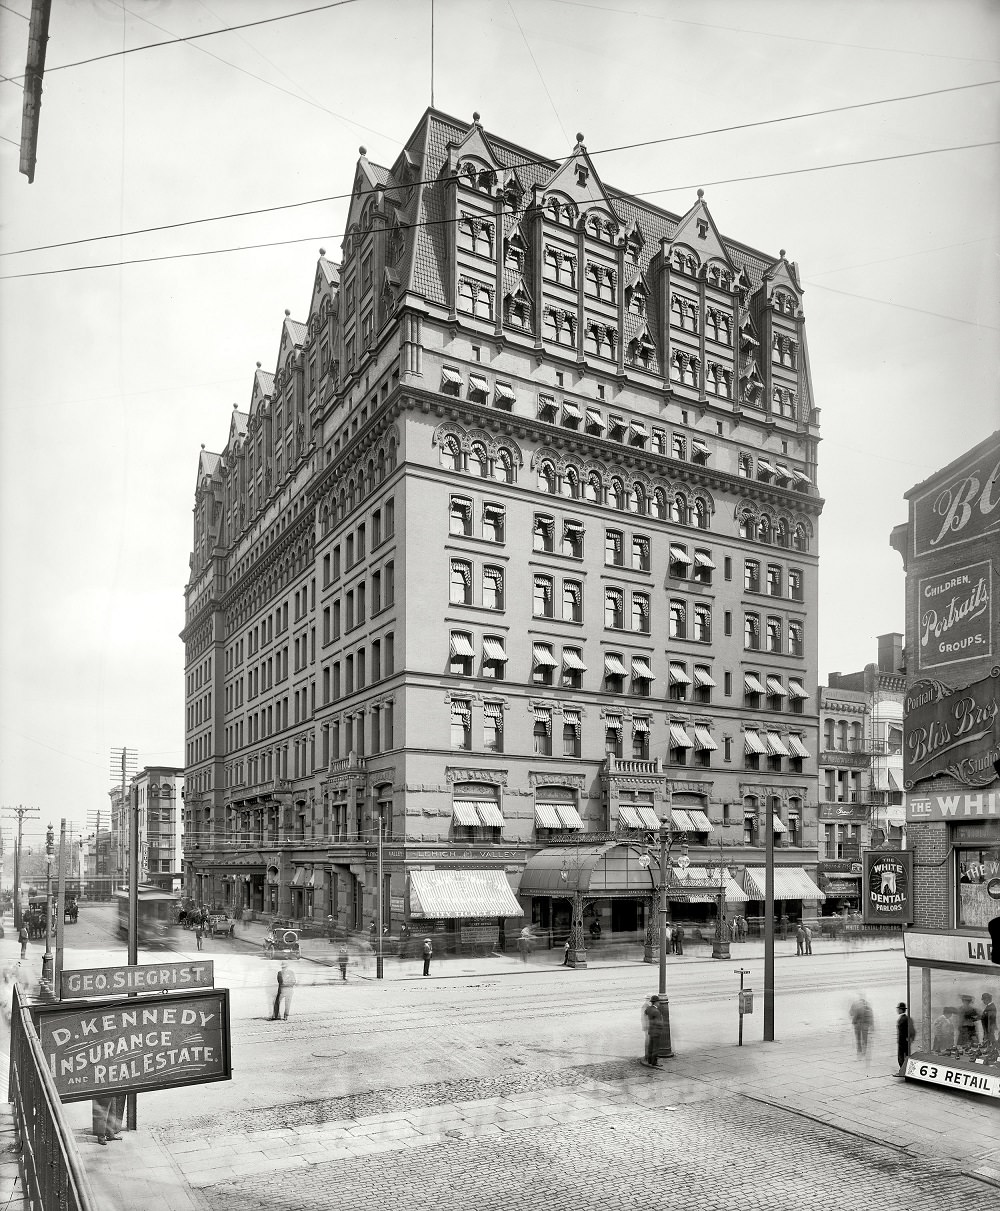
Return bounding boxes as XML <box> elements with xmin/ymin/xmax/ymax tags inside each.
<box><xmin>468</xmin><ymin>443</ymin><xmax>488</xmax><ymax>478</ymax></box>
<box><xmin>693</xmin><ymin>498</ymin><xmax>709</xmax><ymax>529</ymax></box>
<box><xmin>653</xmin><ymin>490</ymin><xmax>668</xmax><ymax>521</ymax></box>
<box><xmin>670</xmin><ymin>494</ymin><xmax>687</xmax><ymax>525</ymax></box>
<box><xmin>610</xmin><ymin>479</ymin><xmax>626</xmax><ymax>510</ymax></box>
<box><xmin>633</xmin><ymin>484</ymin><xmax>647</xmax><ymax>515</ymax></box>
<box><xmin>561</xmin><ymin>467</ymin><xmax>580</xmax><ymax>499</ymax></box>
<box><xmin>585</xmin><ymin>473</ymin><xmax>601</xmax><ymax>503</ymax></box>
<box><xmin>792</xmin><ymin>525</ymin><xmax>808</xmax><ymax>552</ymax></box>
<box><xmin>493</xmin><ymin>448</ymin><xmax>515</xmax><ymax>483</ymax></box>
<box><xmin>440</xmin><ymin>437</ymin><xmax>461</xmax><ymax>472</ymax></box>
<box><xmin>538</xmin><ymin>461</ymin><xmax>557</xmax><ymax>494</ymax></box>
<box><xmin>757</xmin><ymin>516</ymin><xmax>771</xmax><ymax>543</ymax></box>
<box><xmin>775</xmin><ymin>519</ymin><xmax>789</xmax><ymax>547</ymax></box>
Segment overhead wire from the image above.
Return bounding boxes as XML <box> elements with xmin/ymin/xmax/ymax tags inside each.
<box><xmin>1</xmin><ymin>138</ymin><xmax>996</xmax><ymax>282</ymax></box>
<box><xmin>3</xmin><ymin>77</ymin><xmax>998</xmax><ymax>260</ymax></box>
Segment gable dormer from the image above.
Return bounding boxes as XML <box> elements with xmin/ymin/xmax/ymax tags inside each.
<box><xmin>536</xmin><ymin>134</ymin><xmax>622</xmax><ymax>238</ymax></box>
<box><xmin>446</xmin><ymin>113</ymin><xmax>502</xmax><ymax>195</ymax></box>
<box><xmin>623</xmin><ymin>220</ymin><xmax>645</xmax><ymax>269</ymax></box>
<box><xmin>669</xmin><ymin>189</ymin><xmax>735</xmax><ymax>289</ymax></box>
<box><xmin>762</xmin><ymin>251</ymin><xmax>804</xmax><ymax>317</ymax></box>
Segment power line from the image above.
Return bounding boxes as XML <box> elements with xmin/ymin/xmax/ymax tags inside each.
<box><xmin>807</xmin><ymin>282</ymin><xmax>1000</xmax><ymax>330</ymax></box>
<box><xmin>3</xmin><ymin>78</ymin><xmax>996</xmax><ymax>260</ymax></box>
<box><xmin>2</xmin><ymin>138</ymin><xmax>996</xmax><ymax>282</ymax></box>
<box><xmin>5</xmin><ymin>0</ymin><xmax>368</xmax><ymax>82</ymax></box>
<box><xmin>0</xmin><ymin>2</ymin><xmax>29</xmax><ymax>19</ymax></box>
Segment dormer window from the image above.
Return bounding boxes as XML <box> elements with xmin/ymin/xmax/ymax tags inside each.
<box><xmin>697</xmin><ymin>219</ymin><xmax>709</xmax><ymax>239</ymax></box>
<box><xmin>576</xmin><ymin>163</ymin><xmax>589</xmax><ymax>188</ymax></box>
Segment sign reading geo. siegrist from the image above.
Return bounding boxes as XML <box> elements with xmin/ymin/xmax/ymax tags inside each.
<box><xmin>34</xmin><ymin>989</ymin><xmax>231</xmax><ymax>1103</ymax></box>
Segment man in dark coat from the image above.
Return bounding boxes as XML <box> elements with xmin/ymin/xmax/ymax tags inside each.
<box><xmin>337</xmin><ymin>945</ymin><xmax>349</xmax><ymax>981</ymax></box>
<box><xmin>422</xmin><ymin>937</ymin><xmax>433</xmax><ymax>976</ymax></box>
<box><xmin>895</xmin><ymin>1002</ymin><xmax>916</xmax><ymax>1075</ymax></box>
<box><xmin>673</xmin><ymin>925</ymin><xmax>684</xmax><ymax>956</ymax></box>
<box><xmin>643</xmin><ymin>996</ymin><xmax>663</xmax><ymax>1066</ymax></box>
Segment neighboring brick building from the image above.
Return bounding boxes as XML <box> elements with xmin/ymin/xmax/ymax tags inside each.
<box><xmin>181</xmin><ymin>109</ymin><xmax>825</xmax><ymax>944</ymax></box>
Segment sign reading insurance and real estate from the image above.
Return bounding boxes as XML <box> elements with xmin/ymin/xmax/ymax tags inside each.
<box><xmin>35</xmin><ymin>989</ymin><xmax>231</xmax><ymax>1102</ymax></box>
<box><xmin>903</xmin><ymin>668</ymin><xmax>1000</xmax><ymax>789</ymax></box>
<box><xmin>916</xmin><ymin>560</ymin><xmax>992</xmax><ymax>670</ymax></box>
<box><xmin>861</xmin><ymin>851</ymin><xmax>913</xmax><ymax>925</ymax></box>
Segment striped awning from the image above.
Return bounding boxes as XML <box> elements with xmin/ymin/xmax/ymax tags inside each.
<box><xmin>441</xmin><ymin>366</ymin><xmax>462</xmax><ymax>385</ymax></box>
<box><xmin>765</xmin><ymin>677</ymin><xmax>787</xmax><ymax>697</ymax></box>
<box><xmin>636</xmin><ymin>805</ymin><xmax>661</xmax><ymax>829</ymax></box>
<box><xmin>453</xmin><ymin>800</ymin><xmax>504</xmax><ymax>828</ymax></box>
<box><xmin>468</xmin><ymin>373</ymin><xmax>488</xmax><ymax>396</ymax></box>
<box><xmin>687</xmin><ymin>809</ymin><xmax>713</xmax><ymax>833</ymax></box>
<box><xmin>563</xmin><ymin>400</ymin><xmax>582</xmax><ymax>420</ymax></box>
<box><xmin>669</xmin><ymin>662</ymin><xmax>692</xmax><ymax>684</ymax></box>
<box><xmin>670</xmin><ymin>808</ymin><xmax>695</xmax><ymax>832</ymax></box>
<box><xmin>765</xmin><ymin>732</ymin><xmax>790</xmax><ymax>757</ymax></box>
<box><xmin>617</xmin><ymin>805</ymin><xmax>642</xmax><ymax>828</ymax></box>
<box><xmin>562</xmin><ymin>648</ymin><xmax>587</xmax><ymax>671</ymax></box>
<box><xmin>668</xmin><ymin>724</ymin><xmax>694</xmax><ymax>749</ymax></box>
<box><xmin>632</xmin><ymin>656</ymin><xmax>655</xmax><ymax>680</ymax></box>
<box><xmin>691</xmin><ymin>439</ymin><xmax>710</xmax><ymax>459</ymax></box>
<box><xmin>791</xmin><ymin>469</ymin><xmax>810</xmax><ymax>485</ymax></box>
<box><xmin>450</xmin><ymin>633</ymin><xmax>475</xmax><ymax>658</ymax></box>
<box><xmin>743</xmin><ymin>730</ymin><xmax>765</xmax><ymax>754</ymax></box>
<box><xmin>693</xmin><ymin>667</ymin><xmax>717</xmax><ymax>688</ymax></box>
<box><xmin>586</xmin><ymin>407</ymin><xmax>605</xmax><ymax>430</ymax></box>
<box><xmin>744</xmin><ymin>674</ymin><xmax>766</xmax><ymax>694</ymax></box>
<box><xmin>771</xmin><ymin>814</ymin><xmax>786</xmax><ymax>834</ymax></box>
<box><xmin>483</xmin><ymin>637</ymin><xmax>507</xmax><ymax>662</ymax></box>
<box><xmin>669</xmin><ymin>545</ymin><xmax>692</xmax><ymax>565</ymax></box>
<box><xmin>888</xmin><ymin>766</ymin><xmax>904</xmax><ymax>793</ymax></box>
<box><xmin>409</xmin><ymin>869</ymin><xmax>524</xmax><ymax>919</ymax></box>
<box><xmin>693</xmin><ymin>728</ymin><xmax>717</xmax><ymax>751</ymax></box>
<box><xmin>693</xmin><ymin>550</ymin><xmax>716</xmax><ymax>569</ymax></box>
<box><xmin>630</xmin><ymin>421</ymin><xmax>648</xmax><ymax>440</ymax></box>
<box><xmin>787</xmin><ymin>679</ymin><xmax>809</xmax><ymax>699</ymax></box>
<box><xmin>556</xmin><ymin>804</ymin><xmax>585</xmax><ymax>830</ymax></box>
<box><xmin>787</xmin><ymin>735</ymin><xmax>810</xmax><ymax>759</ymax></box>
<box><xmin>757</xmin><ymin>458</ymin><xmax>775</xmax><ymax>475</ymax></box>
<box><xmin>775</xmin><ymin>463</ymin><xmax>791</xmax><ymax>482</ymax></box>
<box><xmin>605</xmin><ymin>654</ymin><xmax>628</xmax><ymax>676</ymax></box>
<box><xmin>535</xmin><ymin>804</ymin><xmax>561</xmax><ymax>829</ymax></box>
<box><xmin>743</xmin><ymin>867</ymin><xmax>826</xmax><ymax>903</ymax></box>
<box><xmin>633</xmin><ymin>716</ymin><xmax>650</xmax><ymax>733</ymax></box>
<box><xmin>533</xmin><ymin>644</ymin><xmax>558</xmax><ymax>667</ymax></box>
<box><xmin>494</xmin><ymin>381</ymin><xmax>516</xmax><ymax>402</ymax></box>
<box><xmin>452</xmin><ymin>801</ymin><xmax>481</xmax><ymax>827</ymax></box>
<box><xmin>292</xmin><ymin>867</ymin><xmax>308</xmax><ymax>886</ymax></box>
<box><xmin>604</xmin><ymin>714</ymin><xmax>623</xmax><ymax>731</ymax></box>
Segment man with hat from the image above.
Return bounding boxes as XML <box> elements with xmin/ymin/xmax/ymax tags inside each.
<box><xmin>422</xmin><ymin>936</ymin><xmax>433</xmax><ymax>977</ymax></box>
<box><xmin>642</xmin><ymin>995</ymin><xmax>663</xmax><ymax>1067</ymax></box>
<box><xmin>957</xmin><ymin>994</ymin><xmax>980</xmax><ymax>1047</ymax></box>
<box><xmin>895</xmin><ymin>1002</ymin><xmax>916</xmax><ymax>1076</ymax></box>
<box><xmin>981</xmin><ymin>992</ymin><xmax>997</xmax><ymax>1044</ymax></box>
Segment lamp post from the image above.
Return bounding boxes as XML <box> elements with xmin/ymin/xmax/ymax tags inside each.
<box><xmin>41</xmin><ymin>822</ymin><xmax>54</xmax><ymax>990</ymax></box>
<box><xmin>657</xmin><ymin>820</ymin><xmax>673</xmax><ymax>1058</ymax></box>
<box><xmin>709</xmin><ymin>839</ymin><xmax>731</xmax><ymax>960</ymax></box>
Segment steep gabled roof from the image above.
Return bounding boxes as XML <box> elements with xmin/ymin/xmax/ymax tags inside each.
<box><xmin>668</xmin><ymin>189</ymin><xmax>734</xmax><ymax>270</ymax></box>
<box><xmin>195</xmin><ymin>447</ymin><xmax>222</xmax><ymax>490</ymax></box>
<box><xmin>538</xmin><ymin>134</ymin><xmax>622</xmax><ymax>231</ymax></box>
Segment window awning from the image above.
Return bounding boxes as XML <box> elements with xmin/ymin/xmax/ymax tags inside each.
<box><xmin>757</xmin><ymin>458</ymin><xmax>775</xmax><ymax>475</ymax></box>
<box><xmin>888</xmin><ymin>766</ymin><xmax>904</xmax><ymax>793</ymax></box>
<box><xmin>533</xmin><ymin>644</ymin><xmax>557</xmax><ymax>667</ymax></box>
<box><xmin>468</xmin><ymin>373</ymin><xmax>488</xmax><ymax>395</ymax></box>
<box><xmin>691</xmin><ymin>439</ymin><xmax>710</xmax><ymax>459</ymax></box>
<box><xmin>744</xmin><ymin>730</ymin><xmax>765</xmax><ymax>754</ymax></box>
<box><xmin>791</xmin><ymin>468</ymin><xmax>810</xmax><ymax>485</ymax></box>
<box><xmin>586</xmin><ymin>408</ymin><xmax>605</xmax><ymax>430</ymax></box>
<box><xmin>669</xmin><ymin>663</ymin><xmax>692</xmax><ymax>685</ymax></box>
<box><xmin>744</xmin><ymin>674</ymin><xmax>765</xmax><ymax>694</ymax></box>
<box><xmin>693</xmin><ymin>667</ymin><xmax>717</xmax><ymax>688</ymax></box>
<box><xmin>409</xmin><ymin>869</ymin><xmax>524</xmax><ymax>918</ymax></box>
<box><xmin>743</xmin><ymin>867</ymin><xmax>826</xmax><ymax>902</ymax></box>
<box><xmin>775</xmin><ymin>464</ymin><xmax>791</xmax><ymax>481</ymax></box>
<box><xmin>450</xmin><ymin>633</ymin><xmax>475</xmax><ymax>658</ymax></box>
<box><xmin>632</xmin><ymin>716</ymin><xmax>650</xmax><ymax>733</ymax></box>
<box><xmin>668</xmin><ymin>724</ymin><xmax>694</xmax><ymax>749</ymax></box>
<box><xmin>693</xmin><ymin>727</ymin><xmax>717</xmax><ymax>751</ymax></box>
<box><xmin>562</xmin><ymin>648</ymin><xmax>587</xmax><ymax>670</ymax></box>
<box><xmin>483</xmin><ymin>637</ymin><xmax>507</xmax><ymax>662</ymax></box>
<box><xmin>441</xmin><ymin>366</ymin><xmax>462</xmax><ymax>385</ymax></box>
<box><xmin>604</xmin><ymin>654</ymin><xmax>628</xmax><ymax>677</ymax></box>
<box><xmin>693</xmin><ymin>550</ymin><xmax>716</xmax><ymax>570</ymax></box>
<box><xmin>452</xmin><ymin>801</ymin><xmax>480</xmax><ymax>827</ymax></box>
<box><xmin>765</xmin><ymin>732</ymin><xmax>790</xmax><ymax>757</ymax></box>
<box><xmin>771</xmin><ymin>814</ymin><xmax>786</xmax><ymax>834</ymax></box>
<box><xmin>494</xmin><ymin>381</ymin><xmax>516</xmax><ymax>402</ymax></box>
<box><xmin>477</xmin><ymin>801</ymin><xmax>505</xmax><ymax>827</ymax></box>
<box><xmin>604</xmin><ymin>714</ymin><xmax>623</xmax><ymax>731</ymax></box>
<box><xmin>632</xmin><ymin>656</ymin><xmax>655</xmax><ymax>680</ymax></box>
<box><xmin>787</xmin><ymin>736</ymin><xmax>810</xmax><ymax>759</ymax></box>
<box><xmin>535</xmin><ymin>804</ymin><xmax>562</xmax><ymax>829</ymax></box>
<box><xmin>556</xmin><ymin>804</ymin><xmax>585</xmax><ymax>830</ymax></box>
<box><xmin>636</xmin><ymin>805</ymin><xmax>661</xmax><ymax>829</ymax></box>
<box><xmin>669</xmin><ymin>545</ymin><xmax>692</xmax><ymax>565</ymax></box>
<box><xmin>687</xmin><ymin>809</ymin><xmax>713</xmax><ymax>833</ymax></box>
<box><xmin>453</xmin><ymin>800</ymin><xmax>504</xmax><ymax>828</ymax></box>
<box><xmin>787</xmin><ymin>679</ymin><xmax>808</xmax><ymax>699</ymax></box>
<box><xmin>617</xmin><ymin>805</ymin><xmax>641</xmax><ymax>828</ymax></box>
<box><xmin>766</xmin><ymin>677</ymin><xmax>787</xmax><ymax>697</ymax></box>
<box><xmin>670</xmin><ymin>808</ymin><xmax>695</xmax><ymax>832</ymax></box>
<box><xmin>562</xmin><ymin>400</ymin><xmax>582</xmax><ymax>420</ymax></box>
<box><xmin>630</xmin><ymin>421</ymin><xmax>648</xmax><ymax>439</ymax></box>
<box><xmin>291</xmin><ymin>867</ymin><xmax>308</xmax><ymax>886</ymax></box>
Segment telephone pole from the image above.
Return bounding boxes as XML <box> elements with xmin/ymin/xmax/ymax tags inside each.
<box><xmin>3</xmin><ymin>805</ymin><xmax>41</xmax><ymax>931</ymax></box>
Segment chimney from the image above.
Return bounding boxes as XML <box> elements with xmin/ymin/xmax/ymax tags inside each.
<box><xmin>877</xmin><ymin>632</ymin><xmax>904</xmax><ymax>674</ymax></box>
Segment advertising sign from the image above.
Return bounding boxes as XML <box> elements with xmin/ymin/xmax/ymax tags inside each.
<box><xmin>907</xmin><ymin>788</ymin><xmax>1000</xmax><ymax>822</ymax></box>
<box><xmin>862</xmin><ymin>851</ymin><xmax>913</xmax><ymax>925</ymax></box>
<box><xmin>917</xmin><ymin>561</ymin><xmax>992</xmax><ymax>670</ymax></box>
<box><xmin>34</xmin><ymin>989</ymin><xmax>231</xmax><ymax>1103</ymax></box>
<box><xmin>904</xmin><ymin>669</ymin><xmax>1000</xmax><ymax>789</ymax></box>
<box><xmin>911</xmin><ymin>439</ymin><xmax>1000</xmax><ymax>559</ymax></box>
<box><xmin>60</xmin><ymin>961</ymin><xmax>214</xmax><ymax>1002</ymax></box>
<box><xmin>905</xmin><ymin>1058</ymin><xmax>999</xmax><ymax>1099</ymax></box>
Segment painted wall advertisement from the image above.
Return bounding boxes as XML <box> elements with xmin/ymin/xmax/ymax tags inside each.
<box><xmin>861</xmin><ymin>851</ymin><xmax>913</xmax><ymax>925</ymax></box>
<box><xmin>917</xmin><ymin>561</ymin><xmax>992</xmax><ymax>670</ymax></box>
<box><xmin>903</xmin><ymin>667</ymin><xmax>1000</xmax><ymax>789</ymax></box>
<box><xmin>34</xmin><ymin>989</ymin><xmax>232</xmax><ymax>1103</ymax></box>
<box><xmin>911</xmin><ymin>440</ymin><xmax>1000</xmax><ymax>559</ymax></box>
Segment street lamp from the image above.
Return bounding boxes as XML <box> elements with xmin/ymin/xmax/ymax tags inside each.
<box><xmin>559</xmin><ymin>842</ymin><xmax>588</xmax><ymax>969</ymax></box>
<box><xmin>41</xmin><ymin>822</ymin><xmax>54</xmax><ymax>989</ymax></box>
<box><xmin>708</xmin><ymin>839</ymin><xmax>731</xmax><ymax>961</ymax></box>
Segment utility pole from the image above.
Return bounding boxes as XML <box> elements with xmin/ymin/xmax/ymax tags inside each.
<box><xmin>110</xmin><ymin>747</ymin><xmax>137</xmax><ymax>1132</ymax></box>
<box><xmin>42</xmin><ymin>822</ymin><xmax>54</xmax><ymax>992</ymax></box>
<box><xmin>55</xmin><ymin>818</ymin><xmax>67</xmax><ymax>990</ymax></box>
<box><xmin>764</xmin><ymin>801</ymin><xmax>775</xmax><ymax>1042</ymax></box>
<box><xmin>3</xmin><ymin>805</ymin><xmax>40</xmax><ymax>931</ymax></box>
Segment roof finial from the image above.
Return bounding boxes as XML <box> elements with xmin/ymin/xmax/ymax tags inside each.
<box><xmin>472</xmin><ymin>111</ymin><xmax>480</xmax><ymax>124</ymax></box>
<box><xmin>359</xmin><ymin>146</ymin><xmax>367</xmax><ymax>156</ymax></box>
<box><xmin>697</xmin><ymin>188</ymin><xmax>704</xmax><ymax>200</ymax></box>
<box><xmin>780</xmin><ymin>249</ymin><xmax>786</xmax><ymax>259</ymax></box>
<box><xmin>256</xmin><ymin>361</ymin><xmax>261</xmax><ymax>368</ymax></box>
<box><xmin>284</xmin><ymin>309</ymin><xmax>291</xmax><ymax>317</ymax></box>
<box><xmin>233</xmin><ymin>403</ymin><xmax>238</xmax><ymax>410</ymax></box>
<box><xmin>319</xmin><ymin>247</ymin><xmax>326</xmax><ymax>256</ymax></box>
<box><xmin>200</xmin><ymin>443</ymin><xmax>205</xmax><ymax>450</ymax></box>
<box><xmin>576</xmin><ymin>132</ymin><xmax>585</xmax><ymax>146</ymax></box>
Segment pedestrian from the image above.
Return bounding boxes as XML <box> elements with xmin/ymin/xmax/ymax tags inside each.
<box><xmin>18</xmin><ymin>923</ymin><xmax>28</xmax><ymax>960</ymax></box>
<box><xmin>518</xmin><ymin>933</ymin><xmax>529</xmax><ymax>963</ymax></box>
<box><xmin>895</xmin><ymin>1002</ymin><xmax>916</xmax><ymax>1076</ymax></box>
<box><xmin>337</xmin><ymin>945</ymin><xmax>349</xmax><ymax>981</ymax></box>
<box><xmin>195</xmin><ymin>921</ymin><xmax>204</xmax><ymax>951</ymax></box>
<box><xmin>931</xmin><ymin>1006</ymin><xmax>957</xmax><ymax>1052</ymax></box>
<box><xmin>642</xmin><ymin>995</ymin><xmax>663</xmax><ymax>1067</ymax></box>
<box><xmin>729</xmin><ymin>917</ymin><xmax>738</xmax><ymax>943</ymax></box>
<box><xmin>849</xmin><ymin>994</ymin><xmax>874</xmax><ymax>1058</ymax></box>
<box><xmin>795</xmin><ymin>924</ymin><xmax>805</xmax><ymax>956</ymax></box>
<box><xmin>422</xmin><ymin>937</ymin><xmax>433</xmax><ymax>976</ymax></box>
<box><xmin>804</xmin><ymin>924</ymin><xmax>813</xmax><ymax>955</ymax></box>
<box><xmin>271</xmin><ymin>961</ymin><xmax>296</xmax><ymax>1020</ymax></box>
<box><xmin>780</xmin><ymin>914</ymin><xmax>789</xmax><ymax>941</ymax></box>
<box><xmin>561</xmin><ymin>938</ymin><xmax>571</xmax><ymax>966</ymax></box>
<box><xmin>981</xmin><ymin>992</ymin><xmax>998</xmax><ymax>1044</ymax></box>
<box><xmin>957</xmin><ymin>994</ymin><xmax>980</xmax><ymax>1046</ymax></box>
<box><xmin>93</xmin><ymin>1095</ymin><xmax>123</xmax><ymax>1146</ymax></box>
<box><xmin>673</xmin><ymin>925</ymin><xmax>684</xmax><ymax>956</ymax></box>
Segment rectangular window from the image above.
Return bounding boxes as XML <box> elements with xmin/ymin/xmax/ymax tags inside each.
<box><xmin>605</xmin><ymin>529</ymin><xmax>623</xmax><ymax>566</ymax></box>
<box><xmin>484</xmin><ymin>702</ymin><xmax>504</xmax><ymax>753</ymax></box>
<box><xmin>450</xmin><ymin>496</ymin><xmax>473</xmax><ymax>536</ymax></box>
<box><xmin>631</xmin><ymin>535</ymin><xmax>650</xmax><ymax>571</ymax></box>
<box><xmin>562</xmin><ymin>521</ymin><xmax>584</xmax><ymax>559</ymax></box>
<box><xmin>631</xmin><ymin>593</ymin><xmax>650</xmax><ymax>634</ymax></box>
<box><xmin>451</xmin><ymin>701</ymin><xmax>472</xmax><ymax>750</ymax></box>
<box><xmin>605</xmin><ymin>588</ymin><xmax>624</xmax><ymax>630</ymax></box>
<box><xmin>483</xmin><ymin>504</ymin><xmax>505</xmax><ymax>543</ymax></box>
<box><xmin>563</xmin><ymin>580</ymin><xmax>583</xmax><ymax>623</ymax></box>
<box><xmin>533</xmin><ymin>709</ymin><xmax>552</xmax><ymax>756</ymax></box>
<box><xmin>534</xmin><ymin>575</ymin><xmax>553</xmax><ymax>618</ymax></box>
<box><xmin>563</xmin><ymin>712</ymin><xmax>581</xmax><ymax>758</ymax></box>
<box><xmin>483</xmin><ymin>566</ymin><xmax>504</xmax><ymax>611</ymax></box>
<box><xmin>533</xmin><ymin>514</ymin><xmax>555</xmax><ymax>553</ymax></box>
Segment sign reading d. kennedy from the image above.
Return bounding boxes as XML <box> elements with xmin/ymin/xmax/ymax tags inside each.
<box><xmin>904</xmin><ymin>668</ymin><xmax>1000</xmax><ymax>789</ymax></box>
<box><xmin>862</xmin><ymin>851</ymin><xmax>913</xmax><ymax>925</ymax></box>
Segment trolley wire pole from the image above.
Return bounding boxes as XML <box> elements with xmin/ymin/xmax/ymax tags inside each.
<box><xmin>110</xmin><ymin>747</ymin><xmax>138</xmax><ymax>1132</ymax></box>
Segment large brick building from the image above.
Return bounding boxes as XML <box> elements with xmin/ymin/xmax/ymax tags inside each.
<box><xmin>180</xmin><ymin>109</ymin><xmax>825</xmax><ymax>947</ymax></box>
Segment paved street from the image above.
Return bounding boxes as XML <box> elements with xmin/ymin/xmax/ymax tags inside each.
<box><xmin>4</xmin><ymin>905</ymin><xmax>998</xmax><ymax>1210</ymax></box>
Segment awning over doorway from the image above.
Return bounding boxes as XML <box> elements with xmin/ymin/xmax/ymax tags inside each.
<box><xmin>743</xmin><ymin>867</ymin><xmax>826</xmax><ymax>902</ymax></box>
<box><xmin>518</xmin><ymin>841</ymin><xmax>656</xmax><ymax>897</ymax></box>
<box><xmin>409</xmin><ymin>869</ymin><xmax>523</xmax><ymax>919</ymax></box>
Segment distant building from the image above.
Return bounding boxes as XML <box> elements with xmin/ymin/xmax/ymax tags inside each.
<box><xmin>82</xmin><ymin>829</ymin><xmax>115</xmax><ymax>899</ymax></box>
<box><xmin>181</xmin><ymin>109</ymin><xmax>826</xmax><ymax>943</ymax></box>
<box><xmin>818</xmin><ymin>633</ymin><xmax>906</xmax><ymax>912</ymax></box>
<box><xmin>108</xmin><ymin>766</ymin><xmax>184</xmax><ymax>892</ymax></box>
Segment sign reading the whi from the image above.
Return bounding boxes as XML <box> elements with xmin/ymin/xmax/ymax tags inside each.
<box><xmin>917</xmin><ymin>561</ymin><xmax>992</xmax><ymax>670</ymax></box>
<box><xmin>904</xmin><ymin>669</ymin><xmax>1000</xmax><ymax>789</ymax></box>
<box><xmin>60</xmin><ymin>961</ymin><xmax>214</xmax><ymax>1002</ymax></box>
<box><xmin>36</xmin><ymin>989</ymin><xmax>231</xmax><ymax>1103</ymax></box>
<box><xmin>911</xmin><ymin>441</ymin><xmax>1000</xmax><ymax>559</ymax></box>
<box><xmin>862</xmin><ymin>851</ymin><xmax>913</xmax><ymax>925</ymax></box>
<box><xmin>907</xmin><ymin>789</ymin><xmax>1000</xmax><ymax>822</ymax></box>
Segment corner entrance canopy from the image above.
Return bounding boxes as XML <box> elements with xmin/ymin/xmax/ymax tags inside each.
<box><xmin>518</xmin><ymin>842</ymin><xmax>738</xmax><ymax>901</ymax></box>
<box><xmin>409</xmin><ymin>869</ymin><xmax>524</xmax><ymax>919</ymax></box>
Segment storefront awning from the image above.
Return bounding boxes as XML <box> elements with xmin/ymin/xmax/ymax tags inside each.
<box><xmin>409</xmin><ymin>869</ymin><xmax>523</xmax><ymax>918</ymax></box>
<box><xmin>743</xmin><ymin>867</ymin><xmax>826</xmax><ymax>902</ymax></box>
<box><xmin>635</xmin><ymin>805</ymin><xmax>660</xmax><ymax>829</ymax></box>
<box><xmin>687</xmin><ymin>809</ymin><xmax>714</xmax><ymax>833</ymax></box>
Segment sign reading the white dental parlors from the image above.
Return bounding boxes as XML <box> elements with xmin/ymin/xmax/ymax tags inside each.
<box><xmin>862</xmin><ymin>851</ymin><xmax>913</xmax><ymax>925</ymax></box>
<box><xmin>917</xmin><ymin>561</ymin><xmax>992</xmax><ymax>670</ymax></box>
<box><xmin>911</xmin><ymin>441</ymin><xmax>999</xmax><ymax>559</ymax></box>
<box><xmin>34</xmin><ymin>989</ymin><xmax>231</xmax><ymax>1103</ymax></box>
<box><xmin>904</xmin><ymin>668</ymin><xmax>1000</xmax><ymax>789</ymax></box>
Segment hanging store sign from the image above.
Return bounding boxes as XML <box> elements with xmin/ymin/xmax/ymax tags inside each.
<box><xmin>818</xmin><ymin>803</ymin><xmax>868</xmax><ymax>822</ymax></box>
<box><xmin>34</xmin><ymin>989</ymin><xmax>232</xmax><ymax>1104</ymax></box>
<box><xmin>904</xmin><ymin>669</ymin><xmax>1000</xmax><ymax>789</ymax></box>
<box><xmin>861</xmin><ymin>851</ymin><xmax>913</xmax><ymax>925</ymax></box>
<box><xmin>911</xmin><ymin>440</ymin><xmax>1000</xmax><ymax>559</ymax></box>
<box><xmin>917</xmin><ymin>561</ymin><xmax>992</xmax><ymax>670</ymax></box>
<box><xmin>60</xmin><ymin>961</ymin><xmax>214</xmax><ymax>1002</ymax></box>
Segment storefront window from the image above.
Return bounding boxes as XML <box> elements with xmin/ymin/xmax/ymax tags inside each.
<box><xmin>957</xmin><ymin>848</ymin><xmax>996</xmax><ymax>928</ymax></box>
<box><xmin>908</xmin><ymin>963</ymin><xmax>1000</xmax><ymax>1077</ymax></box>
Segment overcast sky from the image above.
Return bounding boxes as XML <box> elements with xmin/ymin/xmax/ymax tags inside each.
<box><xmin>1</xmin><ymin>0</ymin><xmax>997</xmax><ymax>843</ymax></box>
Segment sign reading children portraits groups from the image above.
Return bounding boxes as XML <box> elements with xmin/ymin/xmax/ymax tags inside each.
<box><xmin>916</xmin><ymin>561</ymin><xmax>992</xmax><ymax>670</ymax></box>
<box><xmin>34</xmin><ymin>988</ymin><xmax>232</xmax><ymax>1103</ymax></box>
<box><xmin>862</xmin><ymin>851</ymin><xmax>913</xmax><ymax>926</ymax></box>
